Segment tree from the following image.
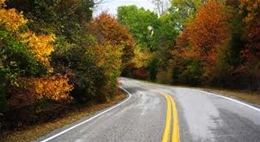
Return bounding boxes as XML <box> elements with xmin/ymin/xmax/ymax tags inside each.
<box><xmin>0</xmin><ymin>1</ymin><xmax>73</xmax><ymax>111</ymax></box>
<box><xmin>7</xmin><ymin>0</ymin><xmax>94</xmax><ymax>33</ymax></box>
<box><xmin>117</xmin><ymin>5</ymin><xmax>159</xmax><ymax>50</ymax></box>
<box><xmin>169</xmin><ymin>0</ymin><xmax>208</xmax><ymax>29</ymax></box>
<box><xmin>152</xmin><ymin>12</ymin><xmax>179</xmax><ymax>69</ymax></box>
<box><xmin>117</xmin><ymin>5</ymin><xmax>180</xmax><ymax>81</ymax></box>
<box><xmin>131</xmin><ymin>46</ymin><xmax>153</xmax><ymax>69</ymax></box>
<box><xmin>87</xmin><ymin>13</ymin><xmax>135</xmax><ymax>101</ymax></box>
<box><xmin>239</xmin><ymin>0</ymin><xmax>260</xmax><ymax>64</ymax></box>
<box><xmin>151</xmin><ymin>0</ymin><xmax>171</xmax><ymax>16</ymax></box>
<box><xmin>239</xmin><ymin>0</ymin><xmax>260</xmax><ymax>91</ymax></box>
<box><xmin>171</xmin><ymin>0</ymin><xmax>233</xmax><ymax>85</ymax></box>
<box><xmin>90</xmin><ymin>42</ymin><xmax>123</xmax><ymax>101</ymax></box>
<box><xmin>172</xmin><ymin>28</ymin><xmax>203</xmax><ymax>85</ymax></box>
<box><xmin>187</xmin><ymin>0</ymin><xmax>231</xmax><ymax>77</ymax></box>
<box><xmin>87</xmin><ymin>12</ymin><xmax>135</xmax><ymax>68</ymax></box>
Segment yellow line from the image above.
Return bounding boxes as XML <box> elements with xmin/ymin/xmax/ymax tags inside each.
<box><xmin>154</xmin><ymin>91</ymin><xmax>180</xmax><ymax>142</ymax></box>
<box><xmin>145</xmin><ymin>89</ymin><xmax>180</xmax><ymax>142</ymax></box>
<box><xmin>169</xmin><ymin>95</ymin><xmax>180</xmax><ymax>142</ymax></box>
<box><xmin>161</xmin><ymin>93</ymin><xmax>172</xmax><ymax>142</ymax></box>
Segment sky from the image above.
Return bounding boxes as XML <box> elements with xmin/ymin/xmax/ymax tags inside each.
<box><xmin>93</xmin><ymin>0</ymin><xmax>156</xmax><ymax>17</ymax></box>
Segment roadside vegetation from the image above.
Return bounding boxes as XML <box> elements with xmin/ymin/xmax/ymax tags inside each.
<box><xmin>0</xmin><ymin>0</ymin><xmax>132</xmax><ymax>139</ymax></box>
<box><xmin>118</xmin><ymin>0</ymin><xmax>260</xmax><ymax>93</ymax></box>
<box><xmin>1</xmin><ymin>91</ymin><xmax>125</xmax><ymax>142</ymax></box>
<box><xmin>0</xmin><ymin>0</ymin><xmax>259</xmax><ymax>140</ymax></box>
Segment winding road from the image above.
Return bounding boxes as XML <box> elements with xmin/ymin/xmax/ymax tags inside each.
<box><xmin>37</xmin><ymin>78</ymin><xmax>260</xmax><ymax>142</ymax></box>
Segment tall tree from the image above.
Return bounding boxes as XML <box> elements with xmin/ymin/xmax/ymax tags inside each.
<box><xmin>151</xmin><ymin>12</ymin><xmax>179</xmax><ymax>71</ymax></box>
<box><xmin>169</xmin><ymin>0</ymin><xmax>208</xmax><ymax>29</ymax></box>
<box><xmin>151</xmin><ymin>0</ymin><xmax>171</xmax><ymax>16</ymax></box>
<box><xmin>87</xmin><ymin>12</ymin><xmax>135</xmax><ymax>68</ymax></box>
<box><xmin>187</xmin><ymin>0</ymin><xmax>231</xmax><ymax>77</ymax></box>
<box><xmin>239</xmin><ymin>0</ymin><xmax>260</xmax><ymax>91</ymax></box>
<box><xmin>117</xmin><ymin>5</ymin><xmax>159</xmax><ymax>50</ymax></box>
<box><xmin>87</xmin><ymin>13</ymin><xmax>136</xmax><ymax>101</ymax></box>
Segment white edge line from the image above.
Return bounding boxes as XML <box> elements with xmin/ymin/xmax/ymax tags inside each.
<box><xmin>41</xmin><ymin>86</ymin><xmax>132</xmax><ymax>142</ymax></box>
<box><xmin>139</xmin><ymin>81</ymin><xmax>260</xmax><ymax>113</ymax></box>
<box><xmin>198</xmin><ymin>90</ymin><xmax>260</xmax><ymax>113</ymax></box>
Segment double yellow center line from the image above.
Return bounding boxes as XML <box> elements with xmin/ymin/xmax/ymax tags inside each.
<box><xmin>151</xmin><ymin>90</ymin><xmax>180</xmax><ymax>142</ymax></box>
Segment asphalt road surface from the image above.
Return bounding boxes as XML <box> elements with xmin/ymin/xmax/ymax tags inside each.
<box><xmin>37</xmin><ymin>78</ymin><xmax>260</xmax><ymax>142</ymax></box>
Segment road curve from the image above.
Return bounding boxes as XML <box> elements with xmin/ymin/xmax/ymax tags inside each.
<box><xmin>36</xmin><ymin>78</ymin><xmax>260</xmax><ymax>142</ymax></box>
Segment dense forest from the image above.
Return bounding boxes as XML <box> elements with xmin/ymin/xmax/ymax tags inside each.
<box><xmin>0</xmin><ymin>0</ymin><xmax>259</xmax><ymax>137</ymax></box>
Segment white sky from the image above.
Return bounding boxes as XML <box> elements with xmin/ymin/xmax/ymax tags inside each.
<box><xmin>93</xmin><ymin>0</ymin><xmax>156</xmax><ymax>17</ymax></box>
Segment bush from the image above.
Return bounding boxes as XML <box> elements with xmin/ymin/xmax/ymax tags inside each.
<box><xmin>156</xmin><ymin>68</ymin><xmax>172</xmax><ymax>84</ymax></box>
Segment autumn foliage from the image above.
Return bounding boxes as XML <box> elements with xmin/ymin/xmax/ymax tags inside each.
<box><xmin>19</xmin><ymin>32</ymin><xmax>55</xmax><ymax>69</ymax></box>
<box><xmin>187</xmin><ymin>0</ymin><xmax>231</xmax><ymax>77</ymax></box>
<box><xmin>0</xmin><ymin>0</ymin><xmax>74</xmax><ymax>111</ymax></box>
<box><xmin>26</xmin><ymin>75</ymin><xmax>73</xmax><ymax>101</ymax></box>
<box><xmin>1</xmin><ymin>0</ymin><xmax>138</xmax><ymax>134</ymax></box>
<box><xmin>240</xmin><ymin>0</ymin><xmax>260</xmax><ymax>64</ymax></box>
<box><xmin>0</xmin><ymin>8</ymin><xmax>27</xmax><ymax>31</ymax></box>
<box><xmin>86</xmin><ymin>13</ymin><xmax>137</xmax><ymax>101</ymax></box>
<box><xmin>172</xmin><ymin>0</ymin><xmax>260</xmax><ymax>90</ymax></box>
<box><xmin>87</xmin><ymin>13</ymin><xmax>135</xmax><ymax>67</ymax></box>
<box><xmin>1</xmin><ymin>0</ymin><xmax>260</xmax><ymax>136</ymax></box>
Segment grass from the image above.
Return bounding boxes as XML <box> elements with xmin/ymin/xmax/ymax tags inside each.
<box><xmin>202</xmin><ymin>88</ymin><xmax>260</xmax><ymax>106</ymax></box>
<box><xmin>1</xmin><ymin>91</ymin><xmax>126</xmax><ymax>142</ymax></box>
